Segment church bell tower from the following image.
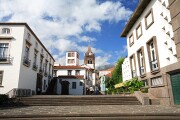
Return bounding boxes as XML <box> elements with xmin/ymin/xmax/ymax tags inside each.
<box><xmin>84</xmin><ymin>45</ymin><xmax>95</xmax><ymax>69</ymax></box>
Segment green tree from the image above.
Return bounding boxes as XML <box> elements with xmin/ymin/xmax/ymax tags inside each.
<box><xmin>111</xmin><ymin>58</ymin><xmax>125</xmax><ymax>84</ymax></box>
<box><xmin>105</xmin><ymin>76</ymin><xmax>115</xmax><ymax>94</ymax></box>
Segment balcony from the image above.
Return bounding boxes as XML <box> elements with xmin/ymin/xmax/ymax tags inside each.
<box><xmin>139</xmin><ymin>66</ymin><xmax>145</xmax><ymax>77</ymax></box>
<box><xmin>23</xmin><ymin>57</ymin><xmax>31</xmax><ymax>67</ymax></box>
<box><xmin>39</xmin><ymin>67</ymin><xmax>43</xmax><ymax>73</ymax></box>
<box><xmin>131</xmin><ymin>70</ymin><xmax>137</xmax><ymax>78</ymax></box>
<box><xmin>44</xmin><ymin>71</ymin><xmax>48</xmax><ymax>77</ymax></box>
<box><xmin>32</xmin><ymin>63</ymin><xmax>38</xmax><ymax>71</ymax></box>
<box><xmin>0</xmin><ymin>56</ymin><xmax>13</xmax><ymax>64</ymax></box>
<box><xmin>150</xmin><ymin>60</ymin><xmax>159</xmax><ymax>72</ymax></box>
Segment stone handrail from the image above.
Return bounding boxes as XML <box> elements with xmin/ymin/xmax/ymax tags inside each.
<box><xmin>6</xmin><ymin>88</ymin><xmax>32</xmax><ymax>98</ymax></box>
<box><xmin>134</xmin><ymin>91</ymin><xmax>149</xmax><ymax>105</ymax></box>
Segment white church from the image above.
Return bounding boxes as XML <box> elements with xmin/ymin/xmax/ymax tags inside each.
<box><xmin>53</xmin><ymin>45</ymin><xmax>97</xmax><ymax>95</ymax></box>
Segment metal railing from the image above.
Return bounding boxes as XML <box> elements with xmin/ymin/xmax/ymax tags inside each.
<box><xmin>150</xmin><ymin>60</ymin><xmax>158</xmax><ymax>71</ymax></box>
<box><xmin>139</xmin><ymin>66</ymin><xmax>145</xmax><ymax>76</ymax></box>
<box><xmin>32</xmin><ymin>63</ymin><xmax>38</xmax><ymax>70</ymax></box>
<box><xmin>39</xmin><ymin>67</ymin><xmax>43</xmax><ymax>73</ymax></box>
<box><xmin>6</xmin><ymin>88</ymin><xmax>32</xmax><ymax>98</ymax></box>
<box><xmin>23</xmin><ymin>57</ymin><xmax>31</xmax><ymax>66</ymax></box>
<box><xmin>0</xmin><ymin>56</ymin><xmax>13</xmax><ymax>63</ymax></box>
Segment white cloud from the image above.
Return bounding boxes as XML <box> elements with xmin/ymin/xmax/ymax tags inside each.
<box><xmin>0</xmin><ymin>0</ymin><xmax>132</xmax><ymax>66</ymax></box>
<box><xmin>95</xmin><ymin>54</ymin><xmax>112</xmax><ymax>67</ymax></box>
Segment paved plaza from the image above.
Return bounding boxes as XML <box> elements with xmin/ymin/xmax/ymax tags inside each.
<box><xmin>1</xmin><ymin>105</ymin><xmax>180</xmax><ymax>119</ymax></box>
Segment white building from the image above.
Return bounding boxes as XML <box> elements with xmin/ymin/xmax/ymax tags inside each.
<box><xmin>66</xmin><ymin>51</ymin><xmax>79</xmax><ymax>66</ymax></box>
<box><xmin>121</xmin><ymin>0</ymin><xmax>180</xmax><ymax>105</ymax></box>
<box><xmin>54</xmin><ymin>51</ymin><xmax>95</xmax><ymax>95</ymax></box>
<box><xmin>122</xmin><ymin>58</ymin><xmax>132</xmax><ymax>82</ymax></box>
<box><xmin>0</xmin><ymin>23</ymin><xmax>55</xmax><ymax>96</ymax></box>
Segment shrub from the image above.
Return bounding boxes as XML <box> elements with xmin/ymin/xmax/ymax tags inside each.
<box><xmin>0</xmin><ymin>94</ymin><xmax>8</xmax><ymax>105</ymax></box>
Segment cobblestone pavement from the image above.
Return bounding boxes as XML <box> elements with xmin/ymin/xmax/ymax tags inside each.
<box><xmin>0</xmin><ymin>105</ymin><xmax>180</xmax><ymax>116</ymax></box>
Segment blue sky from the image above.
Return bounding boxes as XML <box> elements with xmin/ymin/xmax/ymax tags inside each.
<box><xmin>0</xmin><ymin>0</ymin><xmax>139</xmax><ymax>67</ymax></box>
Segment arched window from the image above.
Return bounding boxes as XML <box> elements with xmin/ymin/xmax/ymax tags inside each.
<box><xmin>2</xmin><ymin>28</ymin><xmax>10</xmax><ymax>34</ymax></box>
<box><xmin>88</xmin><ymin>59</ymin><xmax>92</xmax><ymax>64</ymax></box>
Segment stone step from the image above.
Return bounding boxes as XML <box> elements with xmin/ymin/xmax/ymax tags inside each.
<box><xmin>13</xmin><ymin>95</ymin><xmax>141</xmax><ymax>106</ymax></box>
<box><xmin>1</xmin><ymin>113</ymin><xmax>180</xmax><ymax>120</ymax></box>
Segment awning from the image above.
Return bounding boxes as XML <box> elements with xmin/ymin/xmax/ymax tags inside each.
<box><xmin>114</xmin><ymin>83</ymin><xmax>124</xmax><ymax>89</ymax></box>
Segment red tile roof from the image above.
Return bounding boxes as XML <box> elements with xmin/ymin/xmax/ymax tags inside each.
<box><xmin>105</xmin><ymin>73</ymin><xmax>112</xmax><ymax>78</ymax></box>
<box><xmin>54</xmin><ymin>66</ymin><xmax>85</xmax><ymax>69</ymax></box>
<box><xmin>58</xmin><ymin>75</ymin><xmax>84</xmax><ymax>79</ymax></box>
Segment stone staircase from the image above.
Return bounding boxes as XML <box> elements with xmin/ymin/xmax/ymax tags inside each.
<box><xmin>15</xmin><ymin>95</ymin><xmax>141</xmax><ymax>106</ymax></box>
<box><xmin>1</xmin><ymin>95</ymin><xmax>180</xmax><ymax>119</ymax></box>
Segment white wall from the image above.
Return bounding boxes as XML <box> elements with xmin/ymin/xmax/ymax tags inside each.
<box><xmin>126</xmin><ymin>0</ymin><xmax>177</xmax><ymax>77</ymax></box>
<box><xmin>0</xmin><ymin>24</ymin><xmax>54</xmax><ymax>94</ymax></box>
<box><xmin>122</xmin><ymin>58</ymin><xmax>132</xmax><ymax>81</ymax></box>
<box><xmin>18</xmin><ymin>27</ymin><xmax>54</xmax><ymax>93</ymax></box>
<box><xmin>56</xmin><ymin>79</ymin><xmax>84</xmax><ymax>95</ymax></box>
<box><xmin>56</xmin><ymin>69</ymin><xmax>86</xmax><ymax>76</ymax></box>
<box><xmin>0</xmin><ymin>26</ymin><xmax>25</xmax><ymax>94</ymax></box>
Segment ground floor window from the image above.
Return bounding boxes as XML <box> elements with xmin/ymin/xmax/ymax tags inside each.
<box><xmin>151</xmin><ymin>76</ymin><xmax>163</xmax><ymax>86</ymax></box>
<box><xmin>79</xmin><ymin>81</ymin><xmax>83</xmax><ymax>86</ymax></box>
<box><xmin>142</xmin><ymin>79</ymin><xmax>148</xmax><ymax>87</ymax></box>
<box><xmin>0</xmin><ymin>71</ymin><xmax>3</xmax><ymax>85</ymax></box>
<box><xmin>72</xmin><ymin>82</ymin><xmax>76</xmax><ymax>89</ymax></box>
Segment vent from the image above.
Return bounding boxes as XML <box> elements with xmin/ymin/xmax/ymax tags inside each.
<box><xmin>166</xmin><ymin>31</ymin><xmax>170</xmax><ymax>36</ymax></box>
<box><xmin>160</xmin><ymin>12</ymin><xmax>163</xmax><ymax>16</ymax></box>
<box><xmin>162</xmin><ymin>1</ymin><xmax>166</xmax><ymax>7</ymax></box>
<box><xmin>164</xmin><ymin>16</ymin><xmax>168</xmax><ymax>21</ymax></box>
<box><xmin>162</xmin><ymin>26</ymin><xmax>165</xmax><ymax>30</ymax></box>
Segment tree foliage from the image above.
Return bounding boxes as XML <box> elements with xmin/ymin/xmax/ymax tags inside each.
<box><xmin>111</xmin><ymin>58</ymin><xmax>125</xmax><ymax>84</ymax></box>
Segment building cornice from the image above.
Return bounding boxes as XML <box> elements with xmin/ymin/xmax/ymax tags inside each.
<box><xmin>120</xmin><ymin>0</ymin><xmax>151</xmax><ymax>37</ymax></box>
<box><xmin>0</xmin><ymin>22</ymin><xmax>55</xmax><ymax>61</ymax></box>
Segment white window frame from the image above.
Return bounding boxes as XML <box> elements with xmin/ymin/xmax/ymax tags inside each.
<box><xmin>151</xmin><ymin>76</ymin><xmax>163</xmax><ymax>86</ymax></box>
<box><xmin>0</xmin><ymin>71</ymin><xmax>3</xmax><ymax>86</ymax></box>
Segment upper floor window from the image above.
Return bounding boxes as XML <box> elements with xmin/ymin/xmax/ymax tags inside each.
<box><xmin>44</xmin><ymin>60</ymin><xmax>48</xmax><ymax>75</ymax></box>
<box><xmin>129</xmin><ymin>34</ymin><xmax>134</xmax><ymax>47</ymax></box>
<box><xmin>1</xmin><ymin>28</ymin><xmax>10</xmax><ymax>34</ymax></box>
<box><xmin>68</xmin><ymin>70</ymin><xmax>72</xmax><ymax>75</ymax></box>
<box><xmin>33</xmin><ymin>52</ymin><xmax>38</xmax><ymax>70</ymax></box>
<box><xmin>145</xmin><ymin>9</ymin><xmax>154</xmax><ymax>29</ymax></box>
<box><xmin>68</xmin><ymin>52</ymin><xmax>74</xmax><ymax>57</ymax></box>
<box><xmin>27</xmin><ymin>33</ymin><xmax>31</xmax><ymax>40</ymax></box>
<box><xmin>0</xmin><ymin>43</ymin><xmax>9</xmax><ymax>60</ymax></box>
<box><xmin>75</xmin><ymin>70</ymin><xmax>80</xmax><ymax>75</ymax></box>
<box><xmin>35</xmin><ymin>42</ymin><xmax>38</xmax><ymax>49</ymax></box>
<box><xmin>39</xmin><ymin>56</ymin><xmax>43</xmax><ymax>72</ymax></box>
<box><xmin>137</xmin><ymin>48</ymin><xmax>146</xmax><ymax>76</ymax></box>
<box><xmin>41</xmin><ymin>48</ymin><xmax>43</xmax><ymax>54</ymax></box>
<box><xmin>147</xmin><ymin>37</ymin><xmax>159</xmax><ymax>72</ymax></box>
<box><xmin>49</xmin><ymin>63</ymin><xmax>51</xmax><ymax>75</ymax></box>
<box><xmin>23</xmin><ymin>45</ymin><xmax>31</xmax><ymax>67</ymax></box>
<box><xmin>136</xmin><ymin>23</ymin><xmax>142</xmax><ymax>39</ymax></box>
<box><xmin>68</xmin><ymin>59</ymin><xmax>75</xmax><ymax>64</ymax></box>
<box><xmin>25</xmin><ymin>46</ymin><xmax>30</xmax><ymax>59</ymax></box>
<box><xmin>130</xmin><ymin>54</ymin><xmax>136</xmax><ymax>78</ymax></box>
<box><xmin>0</xmin><ymin>71</ymin><xmax>3</xmax><ymax>86</ymax></box>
